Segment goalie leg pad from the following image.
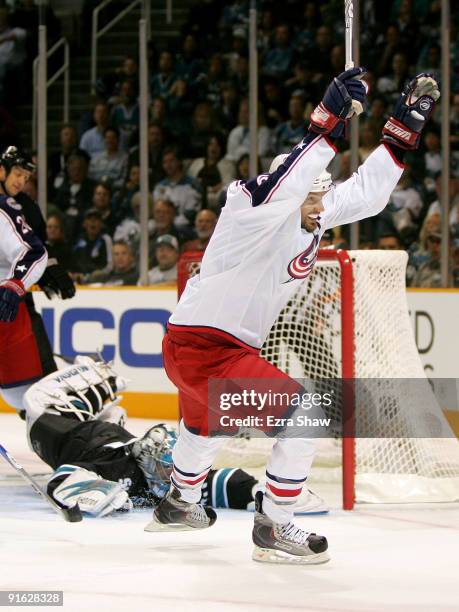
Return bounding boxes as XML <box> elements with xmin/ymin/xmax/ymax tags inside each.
<box><xmin>48</xmin><ymin>465</ymin><xmax>130</xmax><ymax>517</ymax></box>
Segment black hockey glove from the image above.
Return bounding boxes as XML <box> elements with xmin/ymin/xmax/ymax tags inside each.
<box><xmin>310</xmin><ymin>67</ymin><xmax>368</xmax><ymax>137</ymax></box>
<box><xmin>0</xmin><ymin>279</ymin><xmax>26</xmax><ymax>322</ymax></box>
<box><xmin>38</xmin><ymin>260</ymin><xmax>76</xmax><ymax>300</ymax></box>
<box><xmin>381</xmin><ymin>73</ymin><xmax>440</xmax><ymax>150</ymax></box>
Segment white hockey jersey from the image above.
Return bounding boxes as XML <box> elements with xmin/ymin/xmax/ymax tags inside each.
<box><xmin>0</xmin><ymin>194</ymin><xmax>48</xmax><ymax>289</ymax></box>
<box><xmin>170</xmin><ymin>137</ymin><xmax>404</xmax><ymax>349</ymax></box>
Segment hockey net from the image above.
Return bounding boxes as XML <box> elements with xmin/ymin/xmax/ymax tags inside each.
<box><xmin>177</xmin><ymin>250</ymin><xmax>459</xmax><ymax>508</ymax></box>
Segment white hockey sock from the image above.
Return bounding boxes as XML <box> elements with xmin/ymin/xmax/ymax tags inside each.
<box><xmin>171</xmin><ymin>419</ymin><xmax>225</xmax><ymax>504</ymax></box>
<box><xmin>263</xmin><ymin>437</ymin><xmax>317</xmax><ymax>524</ymax></box>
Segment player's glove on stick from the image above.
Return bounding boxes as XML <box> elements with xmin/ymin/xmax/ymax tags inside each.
<box><xmin>0</xmin><ymin>279</ymin><xmax>26</xmax><ymax>322</ymax></box>
<box><xmin>310</xmin><ymin>67</ymin><xmax>368</xmax><ymax>137</ymax></box>
<box><xmin>381</xmin><ymin>73</ymin><xmax>440</xmax><ymax>150</ymax></box>
<box><xmin>38</xmin><ymin>259</ymin><xmax>76</xmax><ymax>300</ymax></box>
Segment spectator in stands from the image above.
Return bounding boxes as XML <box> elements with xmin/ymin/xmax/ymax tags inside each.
<box><xmin>54</xmin><ymin>150</ymin><xmax>95</xmax><ymax>239</ymax></box>
<box><xmin>235</xmin><ymin>153</ymin><xmax>250</xmax><ymax>181</ymax></box>
<box><xmin>185</xmin><ymin>102</ymin><xmax>219</xmax><ymax>159</ymax></box>
<box><xmin>203</xmin><ymin>53</ymin><xmax>226</xmax><ymax>108</ymax></box>
<box><xmin>292</xmin><ymin>2</ymin><xmax>320</xmax><ymax>55</ymax></box>
<box><xmin>188</xmin><ymin>134</ymin><xmax>235</xmax><ymax>210</ymax></box>
<box><xmin>91</xmin><ymin>181</ymin><xmax>118</xmax><ymax>236</ymax></box>
<box><xmin>70</xmin><ymin>209</ymin><xmax>113</xmax><ymax>282</ymax></box>
<box><xmin>110</xmin><ymin>79</ymin><xmax>139</xmax><ymax>151</ymax></box>
<box><xmin>284</xmin><ymin>60</ymin><xmax>319</xmax><ymax>106</ymax></box>
<box><xmin>261</xmin><ymin>77</ymin><xmax>288</xmax><ymax>129</ymax></box>
<box><xmin>416</xmin><ymin>42</ymin><xmax>441</xmax><ymax>76</ymax></box>
<box><xmin>86</xmin><ymin>240</ymin><xmax>139</xmax><ymax>286</ymax></box>
<box><xmin>367</xmin><ymin>96</ymin><xmax>388</xmax><ymax>131</ymax></box>
<box><xmin>272</xmin><ymin>94</ymin><xmax>307</xmax><ymax>155</ymax></box>
<box><xmin>377</xmin><ymin>233</ymin><xmax>403</xmax><ymax>250</ymax></box>
<box><xmin>395</xmin><ymin>0</ymin><xmax>420</xmax><ymax>64</ymax></box>
<box><xmin>182</xmin><ymin>209</ymin><xmax>218</xmax><ymax>253</ymax></box>
<box><xmin>257</xmin><ymin>7</ymin><xmax>274</xmax><ymax>55</ymax></box>
<box><xmin>319</xmin><ymin>229</ymin><xmax>334</xmax><ymax>248</ymax></box>
<box><xmin>262</xmin><ymin>24</ymin><xmax>295</xmax><ymax>80</ymax></box>
<box><xmin>376</xmin><ymin>167</ymin><xmax>423</xmax><ymax>242</ymax></box>
<box><xmin>0</xmin><ymin>7</ymin><xmax>26</xmax><ymax>105</ymax></box>
<box><xmin>307</xmin><ymin>25</ymin><xmax>333</xmax><ymax>80</ymax></box>
<box><xmin>89</xmin><ymin>126</ymin><xmax>128</xmax><ymax>190</ymax></box>
<box><xmin>406</xmin><ymin>211</ymin><xmax>441</xmax><ymax>285</ymax></box>
<box><xmin>225</xmin><ymin>98</ymin><xmax>271</xmax><ymax>162</ymax></box>
<box><xmin>46</xmin><ymin>213</ymin><xmax>72</xmax><ymax>271</ymax></box>
<box><xmin>113</xmin><ymin>191</ymin><xmax>154</xmax><ymax>256</ymax></box>
<box><xmin>149</xmin><ymin>96</ymin><xmax>169</xmax><ymax>134</ymax></box>
<box><xmin>153</xmin><ymin>148</ymin><xmax>202</xmax><ymax>229</ymax></box>
<box><xmin>148</xmin><ymin>198</ymin><xmax>191</xmax><ymax>266</ymax></box>
<box><xmin>329</xmin><ymin>44</ymin><xmax>345</xmax><ymax>76</ymax></box>
<box><xmin>359</xmin><ymin>119</ymin><xmax>380</xmax><ymax>162</ymax></box>
<box><xmin>49</xmin><ymin>124</ymin><xmax>78</xmax><ymax>196</ymax></box>
<box><xmin>114</xmin><ymin>163</ymin><xmax>140</xmax><ymax>220</ymax></box>
<box><xmin>219</xmin><ymin>1</ymin><xmax>249</xmax><ymax>34</ymax></box>
<box><xmin>373</xmin><ymin>24</ymin><xmax>405</xmax><ymax>79</ymax></box>
<box><xmin>147</xmin><ymin>234</ymin><xmax>179</xmax><ymax>285</ymax></box>
<box><xmin>129</xmin><ymin>122</ymin><xmax>166</xmax><ymax>187</ymax></box>
<box><xmin>150</xmin><ymin>51</ymin><xmax>178</xmax><ymax>100</ymax></box>
<box><xmin>423</xmin><ymin>127</ymin><xmax>442</xmax><ymax>179</ymax></box>
<box><xmin>231</xmin><ymin>52</ymin><xmax>249</xmax><ymax>98</ymax></box>
<box><xmin>226</xmin><ymin>27</ymin><xmax>247</xmax><ymax>77</ymax></box>
<box><xmin>175</xmin><ymin>33</ymin><xmax>205</xmax><ymax>95</ymax></box>
<box><xmin>79</xmin><ymin>102</ymin><xmax>110</xmax><ymax>159</ymax></box>
<box><xmin>167</xmin><ymin>78</ymin><xmax>195</xmax><ymax>138</ymax></box>
<box><xmin>97</xmin><ymin>55</ymin><xmax>138</xmax><ymax>104</ymax></box>
<box><xmin>215</xmin><ymin>81</ymin><xmax>238</xmax><ymax>134</ymax></box>
<box><xmin>411</xmin><ymin>232</ymin><xmax>442</xmax><ymax>288</ymax></box>
<box><xmin>376</xmin><ymin>52</ymin><xmax>410</xmax><ymax>104</ymax></box>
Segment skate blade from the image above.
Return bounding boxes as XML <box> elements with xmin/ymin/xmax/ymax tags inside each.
<box><xmin>144</xmin><ymin>516</ymin><xmax>209</xmax><ymax>532</ymax></box>
<box><xmin>252</xmin><ymin>546</ymin><xmax>330</xmax><ymax>565</ymax></box>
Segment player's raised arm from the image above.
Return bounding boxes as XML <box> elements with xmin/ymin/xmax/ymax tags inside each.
<box><xmin>228</xmin><ymin>68</ymin><xmax>368</xmax><ymax>209</ymax></box>
<box><xmin>322</xmin><ymin>74</ymin><xmax>440</xmax><ymax>229</ymax></box>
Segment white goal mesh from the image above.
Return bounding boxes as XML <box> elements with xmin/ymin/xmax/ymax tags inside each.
<box><xmin>178</xmin><ymin>250</ymin><xmax>459</xmax><ymax>505</ymax></box>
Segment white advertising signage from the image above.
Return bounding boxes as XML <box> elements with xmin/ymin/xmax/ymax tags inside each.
<box><xmin>27</xmin><ymin>288</ymin><xmax>459</xmax><ymax>403</ymax></box>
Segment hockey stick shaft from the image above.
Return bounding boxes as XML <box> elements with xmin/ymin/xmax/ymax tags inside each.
<box><xmin>344</xmin><ymin>0</ymin><xmax>354</xmax><ymax>69</ymax></box>
<box><xmin>0</xmin><ymin>443</ymin><xmax>82</xmax><ymax>522</ymax></box>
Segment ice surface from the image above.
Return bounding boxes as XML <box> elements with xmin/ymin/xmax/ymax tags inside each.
<box><xmin>1</xmin><ymin>414</ymin><xmax>458</xmax><ymax>611</ymax></box>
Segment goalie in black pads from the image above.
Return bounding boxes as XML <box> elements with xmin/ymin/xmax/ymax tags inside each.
<box><xmin>23</xmin><ymin>357</ymin><xmax>320</xmax><ymax>517</ymax></box>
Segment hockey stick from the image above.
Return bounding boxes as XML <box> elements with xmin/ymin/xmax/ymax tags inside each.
<box><xmin>0</xmin><ymin>443</ymin><xmax>82</xmax><ymax>522</ymax></box>
<box><xmin>344</xmin><ymin>0</ymin><xmax>354</xmax><ymax>70</ymax></box>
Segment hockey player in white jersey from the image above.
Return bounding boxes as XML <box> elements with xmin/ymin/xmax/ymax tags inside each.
<box><xmin>148</xmin><ymin>71</ymin><xmax>440</xmax><ymax>564</ymax></box>
<box><xmin>0</xmin><ymin>149</ymin><xmax>48</xmax><ymax>412</ymax></box>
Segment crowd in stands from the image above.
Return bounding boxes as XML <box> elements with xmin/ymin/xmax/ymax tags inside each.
<box><xmin>2</xmin><ymin>0</ymin><xmax>459</xmax><ymax>287</ymax></box>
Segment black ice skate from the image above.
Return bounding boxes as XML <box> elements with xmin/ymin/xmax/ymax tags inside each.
<box><xmin>252</xmin><ymin>491</ymin><xmax>329</xmax><ymax>564</ymax></box>
<box><xmin>144</xmin><ymin>485</ymin><xmax>217</xmax><ymax>532</ymax></box>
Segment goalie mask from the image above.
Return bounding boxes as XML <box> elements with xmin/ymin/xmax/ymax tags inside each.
<box><xmin>131</xmin><ymin>424</ymin><xmax>177</xmax><ymax>499</ymax></box>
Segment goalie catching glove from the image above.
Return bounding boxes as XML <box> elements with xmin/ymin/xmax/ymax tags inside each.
<box><xmin>381</xmin><ymin>73</ymin><xmax>440</xmax><ymax>150</ymax></box>
<box><xmin>310</xmin><ymin>67</ymin><xmax>368</xmax><ymax>137</ymax></box>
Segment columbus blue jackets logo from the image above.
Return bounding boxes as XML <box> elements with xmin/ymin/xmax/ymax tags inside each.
<box><xmin>284</xmin><ymin>234</ymin><xmax>320</xmax><ymax>282</ymax></box>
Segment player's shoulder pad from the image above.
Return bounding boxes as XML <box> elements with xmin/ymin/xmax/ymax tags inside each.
<box><xmin>0</xmin><ymin>194</ymin><xmax>23</xmax><ymax>213</ymax></box>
